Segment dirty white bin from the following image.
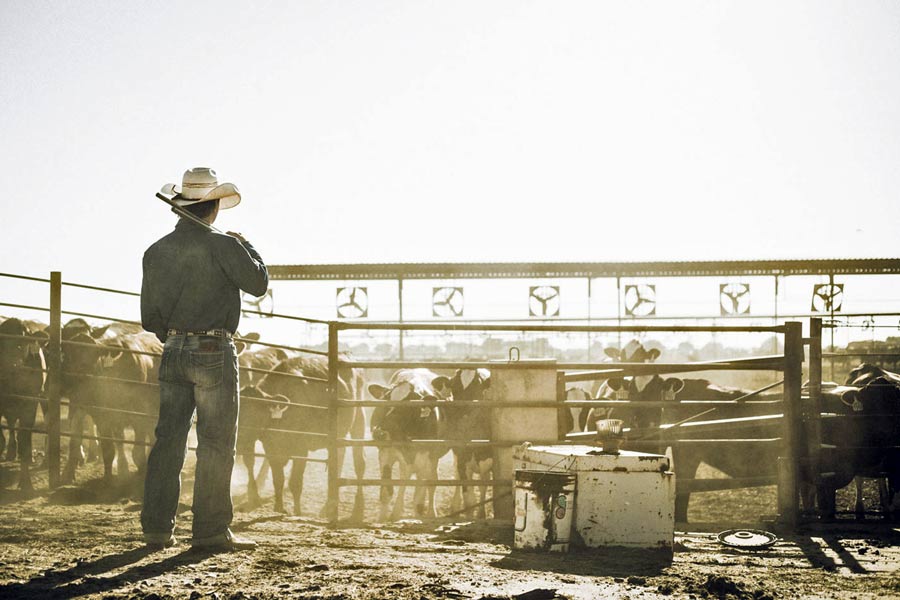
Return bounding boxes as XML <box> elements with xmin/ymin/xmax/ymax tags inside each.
<box><xmin>514</xmin><ymin>444</ymin><xmax>675</xmax><ymax>552</ymax></box>
<box><xmin>513</xmin><ymin>469</ymin><xmax>576</xmax><ymax>552</ymax></box>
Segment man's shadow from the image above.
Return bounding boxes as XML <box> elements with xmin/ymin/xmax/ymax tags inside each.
<box><xmin>0</xmin><ymin>545</ymin><xmax>214</xmax><ymax>599</ymax></box>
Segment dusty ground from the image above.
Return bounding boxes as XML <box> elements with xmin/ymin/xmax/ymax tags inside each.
<box><xmin>1</xmin><ymin>449</ymin><xmax>899</xmax><ymax>600</ymax></box>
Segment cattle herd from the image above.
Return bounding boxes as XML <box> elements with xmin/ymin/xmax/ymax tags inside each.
<box><xmin>1</xmin><ymin>315</ymin><xmax>899</xmax><ymax>525</ymax></box>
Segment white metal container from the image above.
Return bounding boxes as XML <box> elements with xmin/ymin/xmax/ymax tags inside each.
<box><xmin>513</xmin><ymin>469</ymin><xmax>576</xmax><ymax>552</ymax></box>
<box><xmin>513</xmin><ymin>444</ymin><xmax>675</xmax><ymax>552</ymax></box>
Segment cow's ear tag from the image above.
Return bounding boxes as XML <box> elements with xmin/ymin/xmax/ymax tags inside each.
<box><xmin>100</xmin><ymin>355</ymin><xmax>116</xmax><ymax>368</ymax></box>
<box><xmin>852</xmin><ymin>398</ymin><xmax>864</xmax><ymax>412</ymax></box>
<box><xmin>270</xmin><ymin>404</ymin><xmax>288</xmax><ymax>419</ymax></box>
<box><xmin>419</xmin><ymin>407</ymin><xmax>432</xmax><ymax>418</ymax></box>
<box><xmin>615</xmin><ymin>389</ymin><xmax>630</xmax><ymax>400</ymax></box>
<box><xmin>664</xmin><ymin>389</ymin><xmax>677</xmax><ymax>401</ymax></box>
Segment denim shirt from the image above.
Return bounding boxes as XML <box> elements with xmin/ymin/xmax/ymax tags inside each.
<box><xmin>141</xmin><ymin>218</ymin><xmax>269</xmax><ymax>342</ymax></box>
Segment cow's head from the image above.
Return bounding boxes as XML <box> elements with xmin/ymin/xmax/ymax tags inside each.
<box><xmin>0</xmin><ymin>318</ymin><xmax>44</xmax><ymax>372</ymax></box>
<box><xmin>369</xmin><ymin>375</ymin><xmax>444</xmax><ymax>442</ymax></box>
<box><xmin>604</xmin><ymin>339</ymin><xmax>661</xmax><ymax>363</ymax></box>
<box><xmin>447</xmin><ymin>368</ymin><xmax>490</xmax><ymax>402</ymax></box>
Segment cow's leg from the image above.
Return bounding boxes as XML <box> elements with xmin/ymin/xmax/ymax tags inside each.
<box><xmin>271</xmin><ymin>458</ymin><xmax>287</xmax><ymax>514</ymax></box>
<box><xmin>5</xmin><ymin>417</ymin><xmax>18</xmax><ymax>462</ymax></box>
<box><xmin>391</xmin><ymin>456</ymin><xmax>410</xmax><ymax>521</ymax></box>
<box><xmin>449</xmin><ymin>450</ymin><xmax>464</xmax><ymax>515</ymax></box>
<box><xmin>289</xmin><ymin>455</ymin><xmax>306</xmax><ymax>517</ymax></box>
<box><xmin>98</xmin><ymin>423</ymin><xmax>116</xmax><ymax>480</ymax></box>
<box><xmin>377</xmin><ymin>449</ymin><xmax>395</xmax><ymax>522</ymax></box>
<box><xmin>17</xmin><ymin>417</ymin><xmax>34</xmax><ymax>492</ymax></box>
<box><xmin>132</xmin><ymin>424</ymin><xmax>150</xmax><ymax>473</ymax></box>
<box><xmin>412</xmin><ymin>452</ymin><xmax>436</xmax><ymax>519</ymax></box>
<box><xmin>255</xmin><ymin>456</ymin><xmax>270</xmax><ymax>492</ymax></box>
<box><xmin>242</xmin><ymin>450</ymin><xmax>261</xmax><ymax>507</ymax></box>
<box><xmin>816</xmin><ymin>484</ymin><xmax>837</xmax><ymax>519</ymax></box>
<box><xmin>854</xmin><ymin>476</ymin><xmax>866</xmax><ymax>518</ymax></box>
<box><xmin>321</xmin><ymin>445</ymin><xmax>346</xmax><ymax>519</ymax></box>
<box><xmin>476</xmin><ymin>454</ymin><xmax>493</xmax><ymax>520</ymax></box>
<box><xmin>349</xmin><ymin>408</ymin><xmax>367</xmax><ymax>521</ymax></box>
<box><xmin>876</xmin><ymin>478</ymin><xmax>891</xmax><ymax>519</ymax></box>
<box><xmin>115</xmin><ymin>426</ymin><xmax>129</xmax><ymax>477</ymax></box>
<box><xmin>672</xmin><ymin>448</ymin><xmax>700</xmax><ymax>523</ymax></box>
<box><xmin>62</xmin><ymin>407</ymin><xmax>87</xmax><ymax>483</ymax></box>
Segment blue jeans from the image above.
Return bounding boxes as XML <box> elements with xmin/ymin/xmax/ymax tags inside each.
<box><xmin>141</xmin><ymin>333</ymin><xmax>239</xmax><ymax>540</ymax></box>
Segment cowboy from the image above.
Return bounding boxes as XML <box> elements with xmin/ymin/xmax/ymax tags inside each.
<box><xmin>140</xmin><ymin>167</ymin><xmax>268</xmax><ymax>552</ymax></box>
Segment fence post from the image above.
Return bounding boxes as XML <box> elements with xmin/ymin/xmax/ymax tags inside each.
<box><xmin>778</xmin><ymin>320</ymin><xmax>803</xmax><ymax>528</ymax></box>
<box><xmin>326</xmin><ymin>321</ymin><xmax>340</xmax><ymax>526</ymax></box>
<box><xmin>806</xmin><ymin>318</ymin><xmax>823</xmax><ymax>516</ymax></box>
<box><xmin>47</xmin><ymin>271</ymin><xmax>62</xmax><ymax>489</ymax></box>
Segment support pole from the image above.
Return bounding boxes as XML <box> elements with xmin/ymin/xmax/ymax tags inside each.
<box><xmin>778</xmin><ymin>321</ymin><xmax>803</xmax><ymax>529</ymax></box>
<box><xmin>398</xmin><ymin>278</ymin><xmax>404</xmax><ymax>361</ymax></box>
<box><xmin>326</xmin><ymin>321</ymin><xmax>340</xmax><ymax>526</ymax></box>
<box><xmin>806</xmin><ymin>318</ymin><xmax>824</xmax><ymax>516</ymax></box>
<box><xmin>47</xmin><ymin>271</ymin><xmax>62</xmax><ymax>489</ymax></box>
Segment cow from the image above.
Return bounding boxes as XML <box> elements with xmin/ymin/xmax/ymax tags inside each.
<box><xmin>586</xmin><ymin>341</ymin><xmax>684</xmax><ymax>445</ymax></box>
<box><xmin>0</xmin><ymin>318</ymin><xmax>46</xmax><ymax>490</ymax></box>
<box><xmin>236</xmin><ymin>345</ymin><xmax>290</xmax><ymax>505</ymax></box>
<box><xmin>256</xmin><ymin>355</ymin><xmax>366</xmax><ymax>518</ymax></box>
<box><xmin>666</xmin><ymin>365</ymin><xmax>900</xmax><ymax>522</ymax></box>
<box><xmin>60</xmin><ymin>319</ymin><xmax>161</xmax><ymax>482</ymax></box>
<box><xmin>562</xmin><ymin>387</ymin><xmax>596</xmax><ymax>435</ymax></box>
<box><xmin>442</xmin><ymin>368</ymin><xmax>493</xmax><ymax>518</ymax></box>
<box><xmin>809</xmin><ymin>364</ymin><xmax>900</xmax><ymax>519</ymax></box>
<box><xmin>368</xmin><ymin>369</ymin><xmax>451</xmax><ymax>521</ymax></box>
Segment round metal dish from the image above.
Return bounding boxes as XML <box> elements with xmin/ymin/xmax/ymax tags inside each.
<box><xmin>717</xmin><ymin>529</ymin><xmax>778</xmax><ymax>549</ymax></box>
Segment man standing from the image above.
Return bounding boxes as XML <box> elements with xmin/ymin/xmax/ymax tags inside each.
<box><xmin>140</xmin><ymin>167</ymin><xmax>268</xmax><ymax>551</ymax></box>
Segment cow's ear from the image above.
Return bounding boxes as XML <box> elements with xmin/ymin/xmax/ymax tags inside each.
<box><xmin>368</xmin><ymin>384</ymin><xmax>390</xmax><ymax>400</ymax></box>
<box><xmin>234</xmin><ymin>340</ymin><xmax>247</xmax><ymax>355</ymax></box>
<box><xmin>274</xmin><ymin>349</ymin><xmax>289</xmax><ymax>362</ymax></box>
<box><xmin>604</xmin><ymin>347</ymin><xmax>621</xmax><ymax>360</ymax></box>
<box><xmin>432</xmin><ymin>376</ymin><xmax>452</xmax><ymax>396</ymax></box>
<box><xmin>664</xmin><ymin>377</ymin><xmax>684</xmax><ymax>393</ymax></box>
<box><xmin>606</xmin><ymin>378</ymin><xmax>626</xmax><ymax>390</ymax></box>
<box><xmin>647</xmin><ymin>348</ymin><xmax>661</xmax><ymax>362</ymax></box>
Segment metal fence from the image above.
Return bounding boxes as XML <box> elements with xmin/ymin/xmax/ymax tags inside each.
<box><xmin>4</xmin><ymin>270</ymin><xmax>899</xmax><ymax>529</ymax></box>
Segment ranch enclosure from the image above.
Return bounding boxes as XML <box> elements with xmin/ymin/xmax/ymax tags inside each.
<box><xmin>2</xmin><ymin>264</ymin><xmax>900</xmax><ymax>599</ymax></box>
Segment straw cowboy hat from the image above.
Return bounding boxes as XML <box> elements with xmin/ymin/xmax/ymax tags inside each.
<box><xmin>160</xmin><ymin>167</ymin><xmax>241</xmax><ymax>209</ymax></box>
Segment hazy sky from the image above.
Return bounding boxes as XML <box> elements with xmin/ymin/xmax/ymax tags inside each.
<box><xmin>2</xmin><ymin>1</ymin><xmax>899</xmax><ymax>294</ymax></box>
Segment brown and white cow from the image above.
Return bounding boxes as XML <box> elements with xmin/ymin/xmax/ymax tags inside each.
<box><xmin>60</xmin><ymin>319</ymin><xmax>161</xmax><ymax>482</ymax></box>
<box><xmin>257</xmin><ymin>355</ymin><xmax>366</xmax><ymax>518</ymax></box>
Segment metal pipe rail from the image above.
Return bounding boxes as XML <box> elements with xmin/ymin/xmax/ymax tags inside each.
<box><xmin>0</xmin><ymin>272</ymin><xmax>51</xmax><ymax>284</ymax></box>
<box><xmin>336</xmin><ymin>478</ymin><xmax>512</xmax><ymax>487</ymax></box>
<box><xmin>61</xmin><ymin>280</ymin><xmax>140</xmax><ymax>297</ymax></box>
<box><xmin>342</xmin><ymin>358</ymin><xmax>784</xmax><ymax>373</ymax></box>
<box><xmin>239</xmin><ymin>366</ymin><xmax>328</xmax><ymax>383</ymax></box>
<box><xmin>335</xmin><ymin>399</ymin><xmax>783</xmax><ymax>409</ymax></box>
<box><xmin>0</xmin><ymin>424</ymin><xmax>328</xmax><ymax>464</ymax></box>
<box><xmin>334</xmin><ymin>438</ymin><xmax>565</xmax><ymax>448</ymax></box>
<box><xmin>335</xmin><ymin>322</ymin><xmax>786</xmax><ymax>334</ymax></box>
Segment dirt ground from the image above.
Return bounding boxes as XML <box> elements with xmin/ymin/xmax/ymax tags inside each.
<box><xmin>1</xmin><ymin>449</ymin><xmax>899</xmax><ymax>600</ymax></box>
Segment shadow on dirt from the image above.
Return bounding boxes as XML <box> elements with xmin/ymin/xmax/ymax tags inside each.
<box><xmin>492</xmin><ymin>546</ymin><xmax>673</xmax><ymax>578</ymax></box>
<box><xmin>793</xmin><ymin>524</ymin><xmax>900</xmax><ymax>575</ymax></box>
<box><xmin>0</xmin><ymin>546</ymin><xmax>212</xmax><ymax>599</ymax></box>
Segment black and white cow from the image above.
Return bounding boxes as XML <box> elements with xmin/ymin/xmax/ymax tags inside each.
<box><xmin>588</xmin><ymin>340</ymin><xmax>684</xmax><ymax>441</ymax></box>
<box><xmin>368</xmin><ymin>369</ymin><xmax>451</xmax><ymax>521</ymax></box>
<box><xmin>442</xmin><ymin>368</ymin><xmax>493</xmax><ymax>519</ymax></box>
<box><xmin>0</xmin><ymin>318</ymin><xmax>46</xmax><ymax>491</ymax></box>
<box><xmin>810</xmin><ymin>364</ymin><xmax>900</xmax><ymax>518</ymax></box>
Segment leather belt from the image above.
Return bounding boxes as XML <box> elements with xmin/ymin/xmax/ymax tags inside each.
<box><xmin>167</xmin><ymin>328</ymin><xmax>232</xmax><ymax>339</ymax></box>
